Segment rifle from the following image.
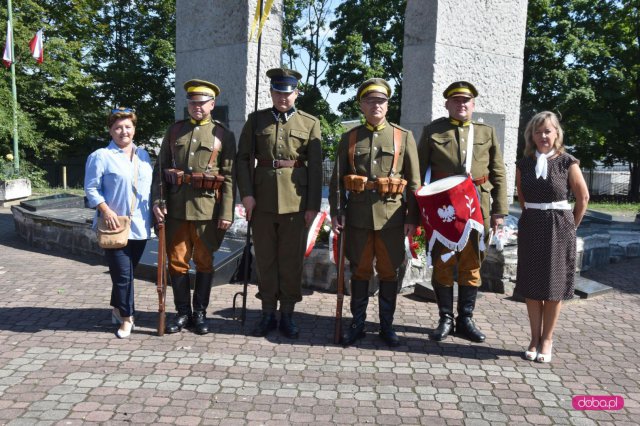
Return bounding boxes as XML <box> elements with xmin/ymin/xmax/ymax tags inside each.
<box><xmin>156</xmin><ymin>206</ymin><xmax>167</xmax><ymax>336</ymax></box>
<box><xmin>232</xmin><ymin>0</ymin><xmax>264</xmax><ymax>326</ymax></box>
<box><xmin>334</xmin><ymin>147</ymin><xmax>346</xmax><ymax>344</ymax></box>
<box><xmin>155</xmin><ymin>140</ymin><xmax>168</xmax><ymax>336</ymax></box>
<box><xmin>334</xmin><ymin>222</ymin><xmax>346</xmax><ymax>344</ymax></box>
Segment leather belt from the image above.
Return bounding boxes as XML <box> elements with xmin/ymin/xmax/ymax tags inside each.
<box><xmin>257</xmin><ymin>159</ymin><xmax>304</xmax><ymax>168</ymax></box>
<box><xmin>431</xmin><ymin>171</ymin><xmax>488</xmax><ymax>186</ymax></box>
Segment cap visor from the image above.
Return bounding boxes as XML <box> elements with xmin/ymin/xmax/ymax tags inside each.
<box><xmin>187</xmin><ymin>95</ymin><xmax>214</xmax><ymax>102</ymax></box>
<box><xmin>271</xmin><ymin>84</ymin><xmax>296</xmax><ymax>93</ymax></box>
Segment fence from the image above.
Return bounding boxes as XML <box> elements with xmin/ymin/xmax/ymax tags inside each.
<box><xmin>582</xmin><ymin>164</ymin><xmax>630</xmax><ymax>196</ymax></box>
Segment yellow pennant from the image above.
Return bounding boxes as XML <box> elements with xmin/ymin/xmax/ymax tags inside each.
<box><xmin>249</xmin><ymin>0</ymin><xmax>275</xmax><ymax>42</ymax></box>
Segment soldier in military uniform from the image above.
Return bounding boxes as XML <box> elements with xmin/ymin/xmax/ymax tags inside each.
<box><xmin>152</xmin><ymin>79</ymin><xmax>236</xmax><ymax>335</ymax></box>
<box><xmin>417</xmin><ymin>81</ymin><xmax>508</xmax><ymax>342</ymax></box>
<box><xmin>236</xmin><ymin>68</ymin><xmax>322</xmax><ymax>339</ymax></box>
<box><xmin>329</xmin><ymin>78</ymin><xmax>420</xmax><ymax>347</ymax></box>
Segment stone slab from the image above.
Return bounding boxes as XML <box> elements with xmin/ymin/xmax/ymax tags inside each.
<box><xmin>584</xmin><ymin>209</ymin><xmax>613</xmax><ymax>225</ymax></box>
<box><xmin>574</xmin><ymin>275</ymin><xmax>613</xmax><ymax>299</ymax></box>
<box><xmin>20</xmin><ymin>194</ymin><xmax>85</xmax><ymax>212</ymax></box>
<box><xmin>135</xmin><ymin>237</ymin><xmax>245</xmax><ymax>285</ymax></box>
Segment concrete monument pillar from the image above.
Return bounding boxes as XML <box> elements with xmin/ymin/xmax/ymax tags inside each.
<box><xmin>176</xmin><ymin>0</ymin><xmax>284</xmax><ymax>138</ymax></box>
<box><xmin>400</xmin><ymin>0</ymin><xmax>528</xmax><ymax>200</ymax></box>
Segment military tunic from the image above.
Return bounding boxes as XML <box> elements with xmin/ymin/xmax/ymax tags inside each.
<box><xmin>417</xmin><ymin>118</ymin><xmax>507</xmax><ymax>286</ymax></box>
<box><xmin>152</xmin><ymin>119</ymin><xmax>236</xmax><ymax>274</ymax></box>
<box><xmin>328</xmin><ymin>122</ymin><xmax>420</xmax><ymax>281</ymax></box>
<box><xmin>236</xmin><ymin>108</ymin><xmax>322</xmax><ymax>311</ymax></box>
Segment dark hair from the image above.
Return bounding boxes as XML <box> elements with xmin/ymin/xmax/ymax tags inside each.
<box><xmin>107</xmin><ymin>107</ymin><xmax>137</xmax><ymax>128</ymax></box>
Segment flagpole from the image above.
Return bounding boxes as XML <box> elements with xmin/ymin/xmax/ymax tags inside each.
<box><xmin>7</xmin><ymin>0</ymin><xmax>19</xmax><ymax>171</ymax></box>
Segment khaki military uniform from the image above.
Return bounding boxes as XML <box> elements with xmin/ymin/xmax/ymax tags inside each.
<box><xmin>236</xmin><ymin>108</ymin><xmax>322</xmax><ymax>312</ymax></box>
<box><xmin>417</xmin><ymin>117</ymin><xmax>507</xmax><ymax>287</ymax></box>
<box><xmin>152</xmin><ymin>119</ymin><xmax>236</xmax><ymax>275</ymax></box>
<box><xmin>329</xmin><ymin>122</ymin><xmax>420</xmax><ymax>281</ymax></box>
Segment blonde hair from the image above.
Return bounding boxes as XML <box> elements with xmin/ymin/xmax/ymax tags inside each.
<box><xmin>107</xmin><ymin>107</ymin><xmax>137</xmax><ymax>129</ymax></box>
<box><xmin>523</xmin><ymin>111</ymin><xmax>564</xmax><ymax>158</ymax></box>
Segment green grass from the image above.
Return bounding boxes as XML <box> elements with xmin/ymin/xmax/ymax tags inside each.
<box><xmin>588</xmin><ymin>201</ymin><xmax>640</xmax><ymax>214</ymax></box>
<box><xmin>32</xmin><ymin>186</ymin><xmax>85</xmax><ymax>197</ymax></box>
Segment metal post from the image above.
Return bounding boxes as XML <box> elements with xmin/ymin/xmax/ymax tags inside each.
<box><xmin>62</xmin><ymin>166</ymin><xmax>67</xmax><ymax>189</ymax></box>
<box><xmin>7</xmin><ymin>0</ymin><xmax>19</xmax><ymax>172</ymax></box>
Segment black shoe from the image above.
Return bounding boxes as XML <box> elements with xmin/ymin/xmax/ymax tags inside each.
<box><xmin>341</xmin><ymin>322</ymin><xmax>366</xmax><ymax>346</ymax></box>
<box><xmin>431</xmin><ymin>317</ymin><xmax>454</xmax><ymax>341</ymax></box>
<box><xmin>193</xmin><ymin>311</ymin><xmax>209</xmax><ymax>335</ymax></box>
<box><xmin>166</xmin><ymin>314</ymin><xmax>191</xmax><ymax>334</ymax></box>
<box><xmin>379</xmin><ymin>327</ymin><xmax>400</xmax><ymax>347</ymax></box>
<box><xmin>455</xmin><ymin>316</ymin><xmax>485</xmax><ymax>342</ymax></box>
<box><xmin>252</xmin><ymin>312</ymin><xmax>277</xmax><ymax>337</ymax></box>
<box><xmin>279</xmin><ymin>312</ymin><xmax>299</xmax><ymax>339</ymax></box>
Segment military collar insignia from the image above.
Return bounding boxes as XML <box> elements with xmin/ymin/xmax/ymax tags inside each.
<box><xmin>449</xmin><ymin>117</ymin><xmax>471</xmax><ymax>127</ymax></box>
<box><xmin>190</xmin><ymin>117</ymin><xmax>211</xmax><ymax>126</ymax></box>
<box><xmin>365</xmin><ymin>121</ymin><xmax>386</xmax><ymax>132</ymax></box>
<box><xmin>271</xmin><ymin>107</ymin><xmax>297</xmax><ymax>123</ymax></box>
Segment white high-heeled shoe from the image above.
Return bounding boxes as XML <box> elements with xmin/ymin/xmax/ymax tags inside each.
<box><xmin>536</xmin><ymin>343</ymin><xmax>553</xmax><ymax>363</ymax></box>
<box><xmin>524</xmin><ymin>349</ymin><xmax>538</xmax><ymax>361</ymax></box>
<box><xmin>116</xmin><ymin>318</ymin><xmax>134</xmax><ymax>339</ymax></box>
<box><xmin>111</xmin><ymin>308</ymin><xmax>123</xmax><ymax>325</ymax></box>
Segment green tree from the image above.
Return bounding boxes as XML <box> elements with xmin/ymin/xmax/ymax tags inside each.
<box><xmin>324</xmin><ymin>0</ymin><xmax>406</xmax><ymax>122</ymax></box>
<box><xmin>283</xmin><ymin>0</ymin><xmax>343</xmax><ymax>159</ymax></box>
<box><xmin>522</xmin><ymin>0</ymin><xmax>640</xmax><ymax>199</ymax></box>
<box><xmin>0</xmin><ymin>0</ymin><xmax>175</xmax><ymax>183</ymax></box>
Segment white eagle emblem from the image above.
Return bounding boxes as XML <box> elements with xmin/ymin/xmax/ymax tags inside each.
<box><xmin>438</xmin><ymin>205</ymin><xmax>455</xmax><ymax>223</ymax></box>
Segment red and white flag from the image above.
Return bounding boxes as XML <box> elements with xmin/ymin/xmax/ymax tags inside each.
<box><xmin>2</xmin><ymin>21</ymin><xmax>13</xmax><ymax>68</ymax></box>
<box><xmin>29</xmin><ymin>29</ymin><xmax>43</xmax><ymax>64</ymax></box>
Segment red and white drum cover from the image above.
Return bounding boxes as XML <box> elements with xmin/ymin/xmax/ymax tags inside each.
<box><xmin>415</xmin><ymin>175</ymin><xmax>484</xmax><ymax>265</ymax></box>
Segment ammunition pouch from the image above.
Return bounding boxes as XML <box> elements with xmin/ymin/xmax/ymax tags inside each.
<box><xmin>163</xmin><ymin>168</ymin><xmax>184</xmax><ymax>186</ymax></box>
<box><xmin>191</xmin><ymin>172</ymin><xmax>225</xmax><ymax>190</ymax></box>
<box><xmin>343</xmin><ymin>174</ymin><xmax>368</xmax><ymax>192</ymax></box>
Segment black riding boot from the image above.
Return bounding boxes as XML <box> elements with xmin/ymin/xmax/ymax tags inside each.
<box><xmin>192</xmin><ymin>272</ymin><xmax>213</xmax><ymax>335</ymax></box>
<box><xmin>378</xmin><ymin>281</ymin><xmax>400</xmax><ymax>347</ymax></box>
<box><xmin>341</xmin><ymin>280</ymin><xmax>369</xmax><ymax>346</ymax></box>
<box><xmin>431</xmin><ymin>284</ymin><xmax>454</xmax><ymax>341</ymax></box>
<box><xmin>456</xmin><ymin>286</ymin><xmax>486</xmax><ymax>342</ymax></box>
<box><xmin>166</xmin><ymin>274</ymin><xmax>192</xmax><ymax>334</ymax></box>
<box><xmin>279</xmin><ymin>310</ymin><xmax>299</xmax><ymax>339</ymax></box>
<box><xmin>253</xmin><ymin>311</ymin><xmax>277</xmax><ymax>337</ymax></box>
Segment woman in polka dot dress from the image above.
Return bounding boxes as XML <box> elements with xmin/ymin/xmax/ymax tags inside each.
<box><xmin>515</xmin><ymin>111</ymin><xmax>589</xmax><ymax>363</ymax></box>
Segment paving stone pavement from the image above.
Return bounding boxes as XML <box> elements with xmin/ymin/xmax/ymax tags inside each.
<box><xmin>1</xmin><ymin>207</ymin><xmax>639</xmax><ymax>425</ymax></box>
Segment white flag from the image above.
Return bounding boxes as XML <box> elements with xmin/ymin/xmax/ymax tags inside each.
<box><xmin>2</xmin><ymin>21</ymin><xmax>13</xmax><ymax>68</ymax></box>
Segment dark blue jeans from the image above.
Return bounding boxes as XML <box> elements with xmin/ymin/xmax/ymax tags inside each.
<box><xmin>105</xmin><ymin>239</ymin><xmax>147</xmax><ymax>317</ymax></box>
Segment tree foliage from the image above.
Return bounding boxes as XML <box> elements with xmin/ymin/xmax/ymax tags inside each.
<box><xmin>283</xmin><ymin>0</ymin><xmax>343</xmax><ymax>159</ymax></box>
<box><xmin>522</xmin><ymin>0</ymin><xmax>640</xmax><ymax>198</ymax></box>
<box><xmin>0</xmin><ymin>0</ymin><xmax>175</xmax><ymax>177</ymax></box>
<box><xmin>325</xmin><ymin>0</ymin><xmax>406</xmax><ymax>122</ymax></box>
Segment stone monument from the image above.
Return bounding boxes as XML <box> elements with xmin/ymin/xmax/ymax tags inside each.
<box><xmin>400</xmin><ymin>0</ymin><xmax>529</xmax><ymax>201</ymax></box>
<box><xmin>176</xmin><ymin>0</ymin><xmax>284</xmax><ymax>138</ymax></box>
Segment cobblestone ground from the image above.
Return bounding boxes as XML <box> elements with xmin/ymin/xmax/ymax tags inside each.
<box><xmin>1</xmin><ymin>208</ymin><xmax>639</xmax><ymax>425</ymax></box>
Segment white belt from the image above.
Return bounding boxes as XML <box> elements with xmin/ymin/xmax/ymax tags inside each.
<box><xmin>524</xmin><ymin>200</ymin><xmax>572</xmax><ymax>210</ymax></box>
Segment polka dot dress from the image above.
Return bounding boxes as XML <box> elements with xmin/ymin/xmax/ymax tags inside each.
<box><xmin>515</xmin><ymin>153</ymin><xmax>578</xmax><ymax>301</ymax></box>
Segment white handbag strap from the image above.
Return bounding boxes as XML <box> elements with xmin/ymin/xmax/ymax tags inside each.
<box><xmin>128</xmin><ymin>150</ymin><xmax>139</xmax><ymax>218</ymax></box>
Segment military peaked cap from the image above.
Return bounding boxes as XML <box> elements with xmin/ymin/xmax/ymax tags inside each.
<box><xmin>357</xmin><ymin>78</ymin><xmax>392</xmax><ymax>100</ymax></box>
<box><xmin>443</xmin><ymin>81</ymin><xmax>478</xmax><ymax>99</ymax></box>
<box><xmin>266</xmin><ymin>68</ymin><xmax>302</xmax><ymax>93</ymax></box>
<box><xmin>184</xmin><ymin>79</ymin><xmax>220</xmax><ymax>101</ymax></box>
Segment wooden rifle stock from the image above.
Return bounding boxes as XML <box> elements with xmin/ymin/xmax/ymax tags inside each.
<box><xmin>156</xmin><ymin>215</ymin><xmax>167</xmax><ymax>336</ymax></box>
<box><xmin>334</xmin><ymin>225</ymin><xmax>346</xmax><ymax>344</ymax></box>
